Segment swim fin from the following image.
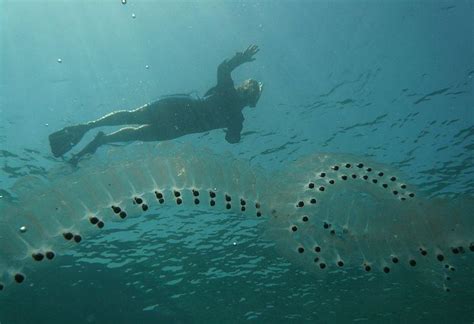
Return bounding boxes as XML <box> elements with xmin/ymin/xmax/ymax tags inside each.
<box><xmin>68</xmin><ymin>131</ymin><xmax>105</xmax><ymax>166</ymax></box>
<box><xmin>49</xmin><ymin>125</ymin><xmax>89</xmax><ymax>157</ymax></box>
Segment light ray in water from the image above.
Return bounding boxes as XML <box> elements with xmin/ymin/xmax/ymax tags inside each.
<box><xmin>0</xmin><ymin>142</ymin><xmax>472</xmax><ymax>294</ymax></box>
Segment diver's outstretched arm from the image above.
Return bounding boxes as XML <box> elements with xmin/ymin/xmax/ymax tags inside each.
<box><xmin>217</xmin><ymin>45</ymin><xmax>259</xmax><ymax>87</ymax></box>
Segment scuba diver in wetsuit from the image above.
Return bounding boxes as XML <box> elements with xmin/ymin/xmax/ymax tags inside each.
<box><xmin>49</xmin><ymin>45</ymin><xmax>262</xmax><ymax>165</ymax></box>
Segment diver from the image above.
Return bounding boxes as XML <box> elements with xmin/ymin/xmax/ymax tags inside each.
<box><xmin>49</xmin><ymin>45</ymin><xmax>262</xmax><ymax>165</ymax></box>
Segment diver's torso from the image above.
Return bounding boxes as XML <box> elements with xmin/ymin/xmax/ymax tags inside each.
<box><xmin>147</xmin><ymin>89</ymin><xmax>244</xmax><ymax>134</ymax></box>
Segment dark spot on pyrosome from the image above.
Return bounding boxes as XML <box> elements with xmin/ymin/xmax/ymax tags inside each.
<box><xmin>341</xmin><ymin>175</ymin><xmax>348</xmax><ymax>181</ymax></box>
<box><xmin>308</xmin><ymin>182</ymin><xmax>315</xmax><ymax>189</ymax></box>
<box><xmin>241</xmin><ymin>206</ymin><xmax>246</xmax><ymax>212</ymax></box>
<box><xmin>142</xmin><ymin>204</ymin><xmax>148</xmax><ymax>211</ymax></box>
<box><xmin>155</xmin><ymin>191</ymin><xmax>163</xmax><ymax>199</ymax></box>
<box><xmin>111</xmin><ymin>206</ymin><xmax>121</xmax><ymax>214</ymax></box>
<box><xmin>357</xmin><ymin>163</ymin><xmax>364</xmax><ymax>168</ymax></box>
<box><xmin>256</xmin><ymin>211</ymin><xmax>262</xmax><ymax>217</ymax></box>
<box><xmin>323</xmin><ymin>222</ymin><xmax>330</xmax><ymax>229</ymax></box>
<box><xmin>63</xmin><ymin>232</ymin><xmax>73</xmax><ymax>240</ymax></box>
<box><xmin>382</xmin><ymin>183</ymin><xmax>388</xmax><ymax>188</ymax></box>
<box><xmin>134</xmin><ymin>197</ymin><xmax>143</xmax><ymax>204</ymax></box>
<box><xmin>366</xmin><ymin>168</ymin><xmax>372</xmax><ymax>172</ymax></box>
<box><xmin>314</xmin><ymin>246</ymin><xmax>321</xmax><ymax>253</ymax></box>
<box><xmin>409</xmin><ymin>259</ymin><xmax>416</xmax><ymax>267</ymax></box>
<box><xmin>0</xmin><ymin>283</ymin><xmax>4</xmax><ymax>291</ymax></box>
<box><xmin>378</xmin><ymin>172</ymin><xmax>384</xmax><ymax>177</ymax></box>
<box><xmin>401</xmin><ymin>184</ymin><xmax>407</xmax><ymax>189</ymax></box>
<box><xmin>46</xmin><ymin>251</ymin><xmax>55</xmax><ymax>260</ymax></box>
<box><xmin>390</xmin><ymin>176</ymin><xmax>397</xmax><ymax>181</ymax></box>
<box><xmin>408</xmin><ymin>193</ymin><xmax>415</xmax><ymax>198</ymax></box>
<box><xmin>32</xmin><ymin>253</ymin><xmax>44</xmax><ymax>261</ymax></box>
<box><xmin>345</xmin><ymin>163</ymin><xmax>351</xmax><ymax>168</ymax></box>
<box><xmin>352</xmin><ymin>174</ymin><xmax>357</xmax><ymax>179</ymax></box>
<box><xmin>451</xmin><ymin>247</ymin><xmax>459</xmax><ymax>254</ymax></box>
<box><xmin>225</xmin><ymin>194</ymin><xmax>231</xmax><ymax>202</ymax></box>
<box><xmin>194</xmin><ymin>198</ymin><xmax>200</xmax><ymax>205</ymax></box>
<box><xmin>74</xmin><ymin>235</ymin><xmax>82</xmax><ymax>243</ymax></box>
<box><xmin>393</xmin><ymin>190</ymin><xmax>399</xmax><ymax>195</ymax></box>
<box><xmin>314</xmin><ymin>257</ymin><xmax>319</xmax><ymax>263</ymax></box>
<box><xmin>302</xmin><ymin>216</ymin><xmax>309</xmax><ymax>222</ymax></box>
<box><xmin>297</xmin><ymin>201</ymin><xmax>304</xmax><ymax>207</ymax></box>
<box><xmin>319</xmin><ymin>262</ymin><xmax>326</xmax><ymax>269</ymax></box>
<box><xmin>119</xmin><ymin>211</ymin><xmax>127</xmax><ymax>219</ymax></box>
<box><xmin>97</xmin><ymin>221</ymin><xmax>105</xmax><ymax>229</ymax></box>
<box><xmin>176</xmin><ymin>198</ymin><xmax>183</xmax><ymax>205</ymax></box>
<box><xmin>332</xmin><ymin>165</ymin><xmax>339</xmax><ymax>171</ymax></box>
<box><xmin>226</xmin><ymin>203</ymin><xmax>231</xmax><ymax>209</ymax></box>
<box><xmin>319</xmin><ymin>186</ymin><xmax>325</xmax><ymax>192</ymax></box>
<box><xmin>470</xmin><ymin>243</ymin><xmax>474</xmax><ymax>252</ymax></box>
<box><xmin>298</xmin><ymin>247</ymin><xmax>305</xmax><ymax>253</ymax></box>
<box><xmin>320</xmin><ymin>172</ymin><xmax>326</xmax><ymax>177</ymax></box>
<box><xmin>310</xmin><ymin>198</ymin><xmax>317</xmax><ymax>204</ymax></box>
<box><xmin>240</xmin><ymin>199</ymin><xmax>246</xmax><ymax>205</ymax></box>
<box><xmin>337</xmin><ymin>260</ymin><xmax>344</xmax><ymax>267</ymax></box>
<box><xmin>364</xmin><ymin>265</ymin><xmax>371</xmax><ymax>272</ymax></box>
<box><xmin>174</xmin><ymin>191</ymin><xmax>181</xmax><ymax>198</ymax></box>
<box><xmin>192</xmin><ymin>189</ymin><xmax>199</xmax><ymax>197</ymax></box>
<box><xmin>89</xmin><ymin>216</ymin><xmax>99</xmax><ymax>225</ymax></box>
<box><xmin>372</xmin><ymin>179</ymin><xmax>378</xmax><ymax>184</ymax></box>
<box><xmin>330</xmin><ymin>229</ymin><xmax>336</xmax><ymax>235</ymax></box>
<box><xmin>437</xmin><ymin>254</ymin><xmax>444</xmax><ymax>262</ymax></box>
<box><xmin>210</xmin><ymin>200</ymin><xmax>216</xmax><ymax>207</ymax></box>
<box><xmin>14</xmin><ymin>274</ymin><xmax>25</xmax><ymax>284</ymax></box>
<box><xmin>329</xmin><ymin>180</ymin><xmax>335</xmax><ymax>184</ymax></box>
<box><xmin>383</xmin><ymin>266</ymin><xmax>390</xmax><ymax>273</ymax></box>
<box><xmin>392</xmin><ymin>257</ymin><xmax>399</xmax><ymax>264</ymax></box>
<box><xmin>255</xmin><ymin>202</ymin><xmax>261</xmax><ymax>209</ymax></box>
<box><xmin>291</xmin><ymin>226</ymin><xmax>298</xmax><ymax>232</ymax></box>
<box><xmin>158</xmin><ymin>198</ymin><xmax>164</xmax><ymax>204</ymax></box>
<box><xmin>362</xmin><ymin>175</ymin><xmax>368</xmax><ymax>180</ymax></box>
<box><xmin>209</xmin><ymin>191</ymin><xmax>216</xmax><ymax>198</ymax></box>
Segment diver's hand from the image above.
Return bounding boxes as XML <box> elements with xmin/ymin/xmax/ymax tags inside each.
<box><xmin>238</xmin><ymin>45</ymin><xmax>259</xmax><ymax>63</ymax></box>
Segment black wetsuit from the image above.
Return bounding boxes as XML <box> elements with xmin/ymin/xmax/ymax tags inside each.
<box><xmin>146</xmin><ymin>59</ymin><xmax>245</xmax><ymax>144</ymax></box>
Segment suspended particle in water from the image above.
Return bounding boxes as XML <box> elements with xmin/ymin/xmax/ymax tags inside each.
<box><xmin>121</xmin><ymin>0</ymin><xmax>127</xmax><ymax>4</ymax></box>
<box><xmin>132</xmin><ymin>13</ymin><xmax>136</xmax><ymax>19</ymax></box>
<box><xmin>145</xmin><ymin>65</ymin><xmax>149</xmax><ymax>69</ymax></box>
<box><xmin>19</xmin><ymin>226</ymin><xmax>27</xmax><ymax>233</ymax></box>
<box><xmin>57</xmin><ymin>58</ymin><xmax>62</xmax><ymax>63</ymax></box>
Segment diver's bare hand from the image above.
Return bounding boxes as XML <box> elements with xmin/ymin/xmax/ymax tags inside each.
<box><xmin>239</xmin><ymin>45</ymin><xmax>259</xmax><ymax>62</ymax></box>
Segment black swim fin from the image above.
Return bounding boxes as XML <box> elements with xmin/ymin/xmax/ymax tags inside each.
<box><xmin>49</xmin><ymin>125</ymin><xmax>88</xmax><ymax>157</ymax></box>
<box><xmin>67</xmin><ymin>131</ymin><xmax>105</xmax><ymax>166</ymax></box>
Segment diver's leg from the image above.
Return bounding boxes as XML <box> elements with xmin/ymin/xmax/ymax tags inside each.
<box><xmin>69</xmin><ymin>125</ymin><xmax>157</xmax><ymax>165</ymax></box>
<box><xmin>84</xmin><ymin>103</ymin><xmax>155</xmax><ymax>129</ymax></box>
<box><xmin>50</xmin><ymin>103</ymin><xmax>156</xmax><ymax>157</ymax></box>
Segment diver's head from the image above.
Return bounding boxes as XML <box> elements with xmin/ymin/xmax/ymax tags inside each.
<box><xmin>237</xmin><ymin>79</ymin><xmax>263</xmax><ymax>108</ymax></box>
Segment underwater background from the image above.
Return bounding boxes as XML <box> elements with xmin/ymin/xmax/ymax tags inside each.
<box><xmin>0</xmin><ymin>1</ymin><xmax>473</xmax><ymax>323</ymax></box>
